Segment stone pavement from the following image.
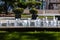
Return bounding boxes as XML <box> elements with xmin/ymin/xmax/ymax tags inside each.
<box><xmin>0</xmin><ymin>26</ymin><xmax>59</xmax><ymax>28</ymax></box>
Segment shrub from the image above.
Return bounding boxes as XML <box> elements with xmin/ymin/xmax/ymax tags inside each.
<box><xmin>13</xmin><ymin>8</ymin><xmax>24</xmax><ymax>14</ymax></box>
<box><xmin>36</xmin><ymin>2</ymin><xmax>41</xmax><ymax>6</ymax></box>
<box><xmin>27</xmin><ymin>1</ymin><xmax>36</xmax><ymax>8</ymax></box>
<box><xmin>13</xmin><ymin>8</ymin><xmax>24</xmax><ymax>19</ymax></box>
<box><xmin>30</xmin><ymin>8</ymin><xmax>38</xmax><ymax>14</ymax></box>
<box><xmin>18</xmin><ymin>2</ymin><xmax>28</xmax><ymax>9</ymax></box>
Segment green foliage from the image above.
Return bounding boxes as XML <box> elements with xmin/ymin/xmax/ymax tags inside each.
<box><xmin>0</xmin><ymin>6</ymin><xmax>3</xmax><ymax>13</ymax></box>
<box><xmin>27</xmin><ymin>1</ymin><xmax>36</xmax><ymax>8</ymax></box>
<box><xmin>0</xmin><ymin>31</ymin><xmax>60</xmax><ymax>40</ymax></box>
<box><xmin>27</xmin><ymin>1</ymin><xmax>36</xmax><ymax>5</ymax></box>
<box><xmin>27</xmin><ymin>1</ymin><xmax>41</xmax><ymax>8</ymax></box>
<box><xmin>30</xmin><ymin>8</ymin><xmax>38</xmax><ymax>14</ymax></box>
<box><xmin>36</xmin><ymin>2</ymin><xmax>41</xmax><ymax>6</ymax></box>
<box><xmin>13</xmin><ymin>8</ymin><xmax>24</xmax><ymax>14</ymax></box>
<box><xmin>2</xmin><ymin>0</ymin><xmax>18</xmax><ymax>15</ymax></box>
<box><xmin>13</xmin><ymin>8</ymin><xmax>24</xmax><ymax>18</ymax></box>
<box><xmin>28</xmin><ymin>0</ymin><xmax>35</xmax><ymax>1</ymax></box>
<box><xmin>2</xmin><ymin>0</ymin><xmax>17</xmax><ymax>2</ymax></box>
<box><xmin>18</xmin><ymin>2</ymin><xmax>28</xmax><ymax>9</ymax></box>
<box><xmin>5</xmin><ymin>32</ymin><xmax>20</xmax><ymax>40</ymax></box>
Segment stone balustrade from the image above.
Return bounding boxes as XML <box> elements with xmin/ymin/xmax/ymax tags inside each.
<box><xmin>0</xmin><ymin>17</ymin><xmax>59</xmax><ymax>28</ymax></box>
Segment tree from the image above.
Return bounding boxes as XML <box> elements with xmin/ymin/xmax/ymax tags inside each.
<box><xmin>2</xmin><ymin>0</ymin><xmax>18</xmax><ymax>15</ymax></box>
<box><xmin>0</xmin><ymin>6</ymin><xmax>3</xmax><ymax>13</ymax></box>
<box><xmin>28</xmin><ymin>1</ymin><xmax>41</xmax><ymax>19</ymax></box>
<box><xmin>27</xmin><ymin>1</ymin><xmax>36</xmax><ymax>9</ymax></box>
<box><xmin>27</xmin><ymin>1</ymin><xmax>41</xmax><ymax>9</ymax></box>
<box><xmin>30</xmin><ymin>7</ymin><xmax>38</xmax><ymax>19</ymax></box>
<box><xmin>13</xmin><ymin>8</ymin><xmax>24</xmax><ymax>19</ymax></box>
<box><xmin>18</xmin><ymin>2</ymin><xmax>28</xmax><ymax>9</ymax></box>
<box><xmin>13</xmin><ymin>2</ymin><xmax>28</xmax><ymax>19</ymax></box>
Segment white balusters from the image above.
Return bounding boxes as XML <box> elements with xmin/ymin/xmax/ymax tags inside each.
<box><xmin>46</xmin><ymin>17</ymin><xmax>49</xmax><ymax>27</ymax></box>
<box><xmin>53</xmin><ymin>16</ymin><xmax>57</xmax><ymax>27</ymax></box>
<box><xmin>22</xmin><ymin>20</ymin><xmax>27</xmax><ymax>27</ymax></box>
<box><xmin>35</xmin><ymin>20</ymin><xmax>37</xmax><ymax>27</ymax></box>
<box><xmin>50</xmin><ymin>21</ymin><xmax>54</xmax><ymax>27</ymax></box>
<box><xmin>35</xmin><ymin>17</ymin><xmax>41</xmax><ymax>27</ymax></box>
<box><xmin>6</xmin><ymin>20</ymin><xmax>9</xmax><ymax>27</ymax></box>
<box><xmin>43</xmin><ymin>18</ymin><xmax>45</xmax><ymax>27</ymax></box>
<box><xmin>14</xmin><ymin>19</ymin><xmax>18</xmax><ymax>27</ymax></box>
<box><xmin>0</xmin><ymin>21</ymin><xmax>2</xmax><ymax>27</ymax></box>
<box><xmin>28</xmin><ymin>18</ymin><xmax>31</xmax><ymax>27</ymax></box>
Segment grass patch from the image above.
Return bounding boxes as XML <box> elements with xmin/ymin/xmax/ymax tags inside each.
<box><xmin>0</xmin><ymin>31</ymin><xmax>60</xmax><ymax>40</ymax></box>
<box><xmin>21</xmin><ymin>14</ymin><xmax>53</xmax><ymax>19</ymax></box>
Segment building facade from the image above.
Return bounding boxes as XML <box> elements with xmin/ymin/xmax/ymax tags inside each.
<box><xmin>20</xmin><ymin>0</ymin><xmax>60</xmax><ymax>10</ymax></box>
<box><xmin>0</xmin><ymin>0</ymin><xmax>60</xmax><ymax>10</ymax></box>
<box><xmin>0</xmin><ymin>0</ymin><xmax>60</xmax><ymax>14</ymax></box>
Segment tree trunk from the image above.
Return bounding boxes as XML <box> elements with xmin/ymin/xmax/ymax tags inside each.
<box><xmin>15</xmin><ymin>14</ymin><xmax>21</xmax><ymax>19</ymax></box>
<box><xmin>4</xmin><ymin>1</ymin><xmax>8</xmax><ymax>15</ymax></box>
<box><xmin>32</xmin><ymin>14</ymin><xmax>38</xmax><ymax>20</ymax></box>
